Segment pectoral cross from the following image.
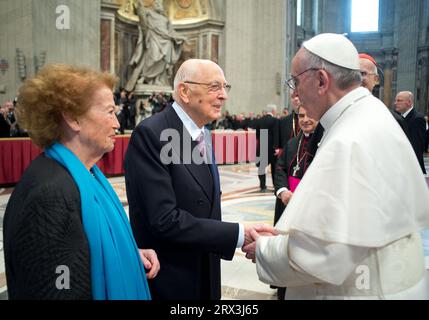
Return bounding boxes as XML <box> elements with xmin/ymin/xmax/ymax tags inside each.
<box><xmin>292</xmin><ymin>164</ymin><xmax>300</xmax><ymax>177</ymax></box>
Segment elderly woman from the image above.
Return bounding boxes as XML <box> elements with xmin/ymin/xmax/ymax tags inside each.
<box><xmin>3</xmin><ymin>64</ymin><xmax>159</xmax><ymax>300</ymax></box>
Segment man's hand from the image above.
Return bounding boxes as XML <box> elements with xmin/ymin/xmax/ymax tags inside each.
<box><xmin>242</xmin><ymin>229</ymin><xmax>265</xmax><ymax>263</ymax></box>
<box><xmin>243</xmin><ymin>224</ymin><xmax>278</xmax><ymax>247</ymax></box>
<box><xmin>242</xmin><ymin>225</ymin><xmax>279</xmax><ymax>263</ymax></box>
<box><xmin>139</xmin><ymin>249</ymin><xmax>160</xmax><ymax>279</ymax></box>
<box><xmin>280</xmin><ymin>190</ymin><xmax>293</xmax><ymax>205</ymax></box>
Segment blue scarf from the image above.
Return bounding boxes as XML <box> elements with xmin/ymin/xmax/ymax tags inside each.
<box><xmin>45</xmin><ymin>143</ymin><xmax>151</xmax><ymax>300</ymax></box>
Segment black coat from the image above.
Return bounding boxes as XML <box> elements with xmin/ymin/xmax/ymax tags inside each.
<box><xmin>0</xmin><ymin>115</ymin><xmax>10</xmax><ymax>137</ymax></box>
<box><xmin>255</xmin><ymin>114</ymin><xmax>279</xmax><ymax>165</ymax></box>
<box><xmin>391</xmin><ymin>110</ymin><xmax>412</xmax><ymax>143</ymax></box>
<box><xmin>278</xmin><ymin>112</ymin><xmax>300</xmax><ymax>150</ymax></box>
<box><xmin>3</xmin><ymin>155</ymin><xmax>91</xmax><ymax>299</ymax></box>
<box><xmin>273</xmin><ymin>124</ymin><xmax>323</xmax><ymax>224</ymax></box>
<box><xmin>426</xmin><ymin>126</ymin><xmax>429</xmax><ymax>152</ymax></box>
<box><xmin>124</xmin><ymin>106</ymin><xmax>239</xmax><ymax>300</ymax></box>
<box><xmin>404</xmin><ymin>108</ymin><xmax>427</xmax><ymax>174</ymax></box>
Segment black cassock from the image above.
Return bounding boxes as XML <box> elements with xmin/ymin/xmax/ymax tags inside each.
<box><xmin>273</xmin><ymin>124</ymin><xmax>324</xmax><ymax>224</ymax></box>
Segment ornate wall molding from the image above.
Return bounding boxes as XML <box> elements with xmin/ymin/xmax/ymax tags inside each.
<box><xmin>102</xmin><ymin>0</ymin><xmax>225</xmax><ymax>88</ymax></box>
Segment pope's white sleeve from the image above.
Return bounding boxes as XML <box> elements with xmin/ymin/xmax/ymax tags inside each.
<box><xmin>255</xmin><ymin>232</ymin><xmax>369</xmax><ymax>287</ymax></box>
<box><xmin>255</xmin><ymin>235</ymin><xmax>323</xmax><ymax>287</ymax></box>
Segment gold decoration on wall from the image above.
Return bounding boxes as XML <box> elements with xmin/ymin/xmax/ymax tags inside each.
<box><xmin>118</xmin><ymin>0</ymin><xmax>209</xmax><ymax>24</ymax></box>
<box><xmin>200</xmin><ymin>0</ymin><xmax>208</xmax><ymax>15</ymax></box>
<box><xmin>176</xmin><ymin>0</ymin><xmax>192</xmax><ymax>9</ymax></box>
<box><xmin>143</xmin><ymin>0</ymin><xmax>155</xmax><ymax>6</ymax></box>
<box><xmin>172</xmin><ymin>0</ymin><xmax>199</xmax><ymax>20</ymax></box>
<box><xmin>118</xmin><ymin>0</ymin><xmax>138</xmax><ymax>21</ymax></box>
<box><xmin>118</xmin><ymin>0</ymin><xmax>158</xmax><ymax>22</ymax></box>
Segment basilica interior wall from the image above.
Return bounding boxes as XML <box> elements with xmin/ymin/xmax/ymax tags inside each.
<box><xmin>223</xmin><ymin>0</ymin><xmax>287</xmax><ymax>115</ymax></box>
<box><xmin>298</xmin><ymin>0</ymin><xmax>429</xmax><ymax>114</ymax></box>
<box><xmin>0</xmin><ymin>0</ymin><xmax>101</xmax><ymax>103</ymax></box>
<box><xmin>2</xmin><ymin>0</ymin><xmax>428</xmax><ymax>116</ymax></box>
<box><xmin>0</xmin><ymin>0</ymin><xmax>33</xmax><ymax>101</ymax></box>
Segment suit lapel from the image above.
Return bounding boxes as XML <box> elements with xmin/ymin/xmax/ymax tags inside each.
<box><xmin>405</xmin><ymin>108</ymin><xmax>415</xmax><ymax>124</ymax></box>
<box><xmin>164</xmin><ymin>107</ymin><xmax>214</xmax><ymax>201</ymax></box>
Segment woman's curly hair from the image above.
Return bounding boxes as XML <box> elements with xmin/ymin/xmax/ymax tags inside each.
<box><xmin>16</xmin><ymin>64</ymin><xmax>117</xmax><ymax>148</ymax></box>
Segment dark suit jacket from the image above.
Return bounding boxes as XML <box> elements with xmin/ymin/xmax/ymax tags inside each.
<box><xmin>0</xmin><ymin>115</ymin><xmax>10</xmax><ymax>137</ymax></box>
<box><xmin>391</xmin><ymin>110</ymin><xmax>412</xmax><ymax>143</ymax></box>
<box><xmin>255</xmin><ymin>114</ymin><xmax>279</xmax><ymax>165</ymax></box>
<box><xmin>124</xmin><ymin>105</ymin><xmax>239</xmax><ymax>300</ymax></box>
<box><xmin>278</xmin><ymin>112</ymin><xmax>299</xmax><ymax>150</ymax></box>
<box><xmin>426</xmin><ymin>126</ymin><xmax>429</xmax><ymax>152</ymax></box>
<box><xmin>3</xmin><ymin>155</ymin><xmax>91</xmax><ymax>299</ymax></box>
<box><xmin>404</xmin><ymin>108</ymin><xmax>427</xmax><ymax>174</ymax></box>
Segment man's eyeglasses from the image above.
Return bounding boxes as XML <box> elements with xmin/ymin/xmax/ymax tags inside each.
<box><xmin>285</xmin><ymin>68</ymin><xmax>321</xmax><ymax>90</ymax></box>
<box><xmin>184</xmin><ymin>81</ymin><xmax>232</xmax><ymax>93</ymax></box>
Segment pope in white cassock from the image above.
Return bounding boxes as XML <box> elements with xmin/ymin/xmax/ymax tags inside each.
<box><xmin>243</xmin><ymin>33</ymin><xmax>429</xmax><ymax>299</ymax></box>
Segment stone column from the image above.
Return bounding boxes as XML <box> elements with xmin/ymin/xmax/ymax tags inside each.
<box><xmin>382</xmin><ymin>51</ymin><xmax>395</xmax><ymax>109</ymax></box>
<box><xmin>417</xmin><ymin>51</ymin><xmax>429</xmax><ymax>114</ymax></box>
<box><xmin>285</xmin><ymin>0</ymin><xmax>297</xmax><ymax>110</ymax></box>
<box><xmin>395</xmin><ymin>0</ymin><xmax>419</xmax><ymax>92</ymax></box>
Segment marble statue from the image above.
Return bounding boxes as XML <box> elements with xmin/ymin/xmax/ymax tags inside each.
<box><xmin>125</xmin><ymin>0</ymin><xmax>186</xmax><ymax>91</ymax></box>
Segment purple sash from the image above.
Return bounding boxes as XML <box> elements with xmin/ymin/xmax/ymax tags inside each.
<box><xmin>288</xmin><ymin>176</ymin><xmax>301</xmax><ymax>192</ymax></box>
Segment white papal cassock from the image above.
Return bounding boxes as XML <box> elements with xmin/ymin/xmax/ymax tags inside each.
<box><xmin>256</xmin><ymin>87</ymin><xmax>429</xmax><ymax>299</ymax></box>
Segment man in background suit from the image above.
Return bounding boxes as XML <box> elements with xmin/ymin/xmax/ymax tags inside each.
<box><xmin>278</xmin><ymin>93</ymin><xmax>301</xmax><ymax>151</ymax></box>
<box><xmin>359</xmin><ymin>53</ymin><xmax>412</xmax><ymax>142</ymax></box>
<box><xmin>395</xmin><ymin>91</ymin><xmax>427</xmax><ymax>174</ymax></box>
<box><xmin>0</xmin><ymin>102</ymin><xmax>11</xmax><ymax>137</ymax></box>
<box><xmin>124</xmin><ymin>59</ymin><xmax>276</xmax><ymax>300</ymax></box>
<box><xmin>255</xmin><ymin>104</ymin><xmax>279</xmax><ymax>192</ymax></box>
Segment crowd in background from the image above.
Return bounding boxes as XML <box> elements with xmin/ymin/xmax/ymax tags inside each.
<box><xmin>210</xmin><ymin>108</ymin><xmax>290</xmax><ymax>131</ymax></box>
<box><xmin>113</xmin><ymin>89</ymin><xmax>173</xmax><ymax>134</ymax></box>
<box><xmin>112</xmin><ymin>87</ymin><xmax>294</xmax><ymax>134</ymax></box>
<box><xmin>2</xmin><ymin>89</ymin><xmax>429</xmax><ymax>155</ymax></box>
<box><xmin>0</xmin><ymin>98</ymin><xmax>28</xmax><ymax>138</ymax></box>
<box><xmin>111</xmin><ymin>87</ymin><xmax>429</xmax><ymax>158</ymax></box>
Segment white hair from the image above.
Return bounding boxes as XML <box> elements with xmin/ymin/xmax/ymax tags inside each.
<box><xmin>173</xmin><ymin>59</ymin><xmax>222</xmax><ymax>100</ymax></box>
<box><xmin>371</xmin><ymin>62</ymin><xmax>378</xmax><ymax>75</ymax></box>
<box><xmin>265</xmin><ymin>104</ymin><xmax>277</xmax><ymax>113</ymax></box>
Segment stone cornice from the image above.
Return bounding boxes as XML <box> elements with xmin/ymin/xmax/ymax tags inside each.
<box><xmin>172</xmin><ymin>19</ymin><xmax>224</xmax><ymax>31</ymax></box>
<box><xmin>101</xmin><ymin>1</ymin><xmax>121</xmax><ymax>10</ymax></box>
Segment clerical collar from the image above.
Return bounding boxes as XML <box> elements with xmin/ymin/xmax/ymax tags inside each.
<box><xmin>402</xmin><ymin>107</ymin><xmax>413</xmax><ymax>118</ymax></box>
<box><xmin>172</xmin><ymin>101</ymin><xmax>205</xmax><ymax>141</ymax></box>
<box><xmin>320</xmin><ymin>87</ymin><xmax>370</xmax><ymax>133</ymax></box>
<box><xmin>303</xmin><ymin>133</ymin><xmax>311</xmax><ymax>138</ymax></box>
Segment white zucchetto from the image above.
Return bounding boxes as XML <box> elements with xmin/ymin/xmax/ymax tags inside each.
<box><xmin>303</xmin><ymin>33</ymin><xmax>360</xmax><ymax>71</ymax></box>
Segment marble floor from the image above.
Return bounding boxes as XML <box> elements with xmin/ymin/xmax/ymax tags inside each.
<box><xmin>1</xmin><ymin>157</ymin><xmax>429</xmax><ymax>300</ymax></box>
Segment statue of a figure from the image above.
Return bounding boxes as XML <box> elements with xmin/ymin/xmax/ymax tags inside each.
<box><xmin>125</xmin><ymin>0</ymin><xmax>186</xmax><ymax>91</ymax></box>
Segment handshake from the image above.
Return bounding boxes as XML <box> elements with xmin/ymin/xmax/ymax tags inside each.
<box><xmin>242</xmin><ymin>225</ymin><xmax>279</xmax><ymax>263</ymax></box>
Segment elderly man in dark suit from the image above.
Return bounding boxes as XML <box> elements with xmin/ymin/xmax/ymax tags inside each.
<box><xmin>124</xmin><ymin>59</ymin><xmax>276</xmax><ymax>300</ymax></box>
<box><xmin>395</xmin><ymin>91</ymin><xmax>427</xmax><ymax>174</ymax></box>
